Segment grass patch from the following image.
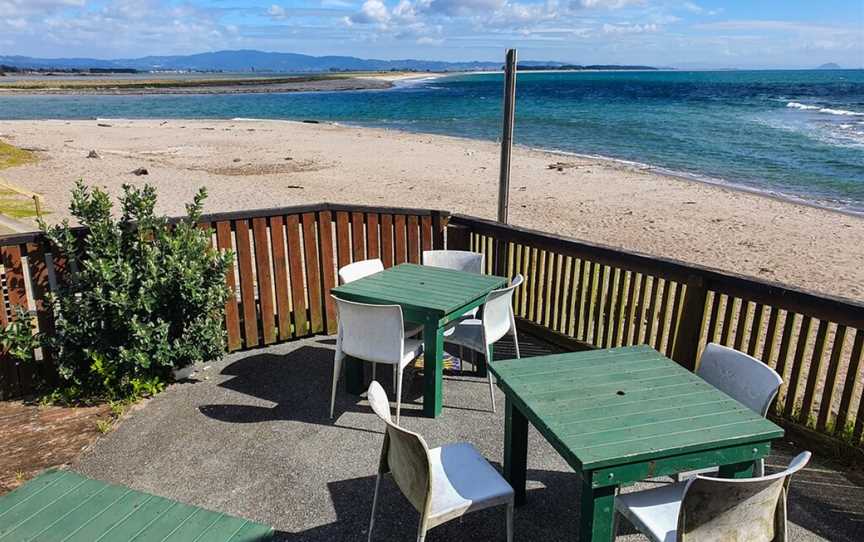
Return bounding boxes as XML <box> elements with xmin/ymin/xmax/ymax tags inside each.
<box><xmin>0</xmin><ymin>189</ymin><xmax>41</xmax><ymax>219</ymax></box>
<box><xmin>0</xmin><ymin>140</ymin><xmax>36</xmax><ymax>170</ymax></box>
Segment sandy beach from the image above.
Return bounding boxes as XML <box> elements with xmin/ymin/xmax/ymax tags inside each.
<box><xmin>0</xmin><ymin>118</ymin><xmax>861</xmax><ymax>301</ymax></box>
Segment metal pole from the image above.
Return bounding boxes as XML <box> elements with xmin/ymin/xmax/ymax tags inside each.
<box><xmin>498</xmin><ymin>48</ymin><xmax>517</xmax><ymax>224</ymax></box>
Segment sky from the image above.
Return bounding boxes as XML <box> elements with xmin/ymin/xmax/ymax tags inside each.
<box><xmin>0</xmin><ymin>0</ymin><xmax>862</xmax><ymax>68</ymax></box>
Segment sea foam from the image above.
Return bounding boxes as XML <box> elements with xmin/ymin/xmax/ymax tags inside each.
<box><xmin>787</xmin><ymin>101</ymin><xmax>864</xmax><ymax>116</ymax></box>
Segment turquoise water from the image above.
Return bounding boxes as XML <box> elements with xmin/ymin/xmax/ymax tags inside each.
<box><xmin>1</xmin><ymin>70</ymin><xmax>863</xmax><ymax>212</ymax></box>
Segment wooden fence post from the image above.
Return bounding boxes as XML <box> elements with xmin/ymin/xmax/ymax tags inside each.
<box><xmin>671</xmin><ymin>274</ymin><xmax>708</xmax><ymax>371</ymax></box>
<box><xmin>446</xmin><ymin>223</ymin><xmax>471</xmax><ymax>251</ymax></box>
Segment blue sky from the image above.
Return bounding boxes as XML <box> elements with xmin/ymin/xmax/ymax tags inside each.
<box><xmin>1</xmin><ymin>0</ymin><xmax>862</xmax><ymax>67</ymax></box>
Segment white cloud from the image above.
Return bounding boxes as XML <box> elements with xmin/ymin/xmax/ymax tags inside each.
<box><xmin>602</xmin><ymin>22</ymin><xmax>657</xmax><ymax>33</ymax></box>
<box><xmin>576</xmin><ymin>0</ymin><xmax>643</xmax><ymax>9</ymax></box>
<box><xmin>267</xmin><ymin>5</ymin><xmax>288</xmax><ymax>20</ymax></box>
<box><xmin>351</xmin><ymin>0</ymin><xmax>391</xmax><ymax>24</ymax></box>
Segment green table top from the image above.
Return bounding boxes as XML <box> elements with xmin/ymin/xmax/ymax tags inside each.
<box><xmin>0</xmin><ymin>470</ymin><xmax>273</xmax><ymax>541</ymax></box>
<box><xmin>331</xmin><ymin>263</ymin><xmax>507</xmax><ymax>319</ymax></box>
<box><xmin>490</xmin><ymin>345</ymin><xmax>784</xmax><ymax>470</ymax></box>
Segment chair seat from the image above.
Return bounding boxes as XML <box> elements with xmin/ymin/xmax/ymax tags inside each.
<box><xmin>427</xmin><ymin>442</ymin><xmax>514</xmax><ymax>525</ymax></box>
<box><xmin>404</xmin><ymin>322</ymin><xmax>423</xmax><ymax>337</ymax></box>
<box><xmin>400</xmin><ymin>338</ymin><xmax>424</xmax><ymax>367</ymax></box>
<box><xmin>615</xmin><ymin>481</ymin><xmax>688</xmax><ymax>542</ymax></box>
<box><xmin>442</xmin><ymin>319</ymin><xmax>486</xmax><ymax>354</ymax></box>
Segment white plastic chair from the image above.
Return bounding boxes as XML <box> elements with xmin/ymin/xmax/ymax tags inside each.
<box><xmin>615</xmin><ymin>451</ymin><xmax>811</xmax><ymax>542</ymax></box>
<box><xmin>330</xmin><ymin>297</ymin><xmax>422</xmax><ymax>423</ymax></box>
<box><xmin>366</xmin><ymin>381</ymin><xmax>514</xmax><ymax>542</ymax></box>
<box><xmin>678</xmin><ymin>343</ymin><xmax>783</xmax><ymax>479</ymax></box>
<box><xmin>443</xmin><ymin>275</ymin><xmax>523</xmax><ymax>412</ymax></box>
<box><xmin>338</xmin><ymin>258</ymin><xmax>385</xmax><ymax>284</ymax></box>
<box><xmin>422</xmin><ymin>250</ymin><xmax>484</xmax><ymax>275</ymax></box>
<box><xmin>338</xmin><ymin>258</ymin><xmax>422</xmax><ymax>338</ymax></box>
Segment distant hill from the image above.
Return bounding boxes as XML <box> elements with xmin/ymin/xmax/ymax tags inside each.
<box><xmin>817</xmin><ymin>63</ymin><xmax>842</xmax><ymax>70</ymax></box>
<box><xmin>0</xmin><ymin>50</ymin><xmax>654</xmax><ymax>74</ymax></box>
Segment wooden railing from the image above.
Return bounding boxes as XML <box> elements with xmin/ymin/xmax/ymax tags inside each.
<box><xmin>446</xmin><ymin>214</ymin><xmax>864</xmax><ymax>450</ymax></box>
<box><xmin>0</xmin><ymin>203</ymin><xmax>447</xmax><ymax>399</ymax></box>
<box><xmin>2</xmin><ymin>203</ymin><xmax>862</xmax><ymax>452</ymax></box>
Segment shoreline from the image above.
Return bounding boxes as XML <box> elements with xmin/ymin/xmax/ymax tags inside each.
<box><xmin>0</xmin><ymin>118</ymin><xmax>861</xmax><ymax>300</ymax></box>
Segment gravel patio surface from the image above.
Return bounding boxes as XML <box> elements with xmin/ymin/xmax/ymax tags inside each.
<box><xmin>73</xmin><ymin>336</ymin><xmax>863</xmax><ymax>541</ymax></box>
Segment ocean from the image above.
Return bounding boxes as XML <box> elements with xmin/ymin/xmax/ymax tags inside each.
<box><xmin>1</xmin><ymin>70</ymin><xmax>863</xmax><ymax>213</ymax></box>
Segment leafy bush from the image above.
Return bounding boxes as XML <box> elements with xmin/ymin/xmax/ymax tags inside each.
<box><xmin>39</xmin><ymin>181</ymin><xmax>231</xmax><ymax>400</ymax></box>
<box><xmin>0</xmin><ymin>305</ymin><xmax>41</xmax><ymax>363</ymax></box>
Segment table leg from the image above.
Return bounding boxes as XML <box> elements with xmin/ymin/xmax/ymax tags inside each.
<box><xmin>580</xmin><ymin>475</ymin><xmax>616</xmax><ymax>542</ymax></box>
<box><xmin>718</xmin><ymin>460</ymin><xmax>755</xmax><ymax>479</ymax></box>
<box><xmin>504</xmin><ymin>398</ymin><xmax>528</xmax><ymax>506</ymax></box>
<box><xmin>345</xmin><ymin>356</ymin><xmax>365</xmax><ymax>395</ymax></box>
<box><xmin>422</xmin><ymin>321</ymin><xmax>444</xmax><ymax>418</ymax></box>
<box><xmin>476</xmin><ymin>343</ymin><xmax>490</xmax><ymax>377</ymax></box>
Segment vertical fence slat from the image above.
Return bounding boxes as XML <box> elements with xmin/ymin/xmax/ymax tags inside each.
<box><xmin>25</xmin><ymin>242</ymin><xmax>56</xmax><ymax>384</ymax></box>
<box><xmin>705</xmin><ymin>292</ymin><xmax>722</xmax><ymax>344</ymax></box>
<box><xmin>394</xmin><ymin>215</ymin><xmax>407</xmax><ymax>265</ymax></box>
<box><xmin>747</xmin><ymin>303</ymin><xmax>765</xmax><ymax>356</ymax></box>
<box><xmin>366</xmin><ymin>213</ymin><xmax>380</xmax><ymax>260</ymax></box>
<box><xmin>407</xmin><ymin>215</ymin><xmax>420</xmax><ymax>264</ymax></box>
<box><xmin>732</xmin><ymin>299</ymin><xmax>750</xmax><ymax>351</ymax></box>
<box><xmin>269</xmin><ymin>217</ymin><xmax>292</xmax><ymax>342</ymax></box>
<box><xmin>235</xmin><ymin>220</ymin><xmax>259</xmax><ymax>348</ymax></box>
<box><xmin>336</xmin><ymin>211</ymin><xmax>351</xmax><ymax>269</ymax></box>
<box><xmin>720</xmin><ymin>296</ymin><xmax>736</xmax><ymax>346</ymax></box>
<box><xmin>567</xmin><ymin>258</ymin><xmax>583</xmax><ymax>338</ymax></box>
<box><xmin>655</xmin><ymin>279</ymin><xmax>672</xmax><ymax>352</ymax></box>
<box><xmin>784</xmin><ymin>315</ymin><xmax>813</xmax><ymax>418</ymax></box>
<box><xmin>601</xmin><ymin>267</ymin><xmax>616</xmax><ymax>347</ymax></box>
<box><xmin>622</xmin><ymin>271</ymin><xmax>638</xmax><ymax>345</ymax></box>
<box><xmin>774</xmin><ymin>312</ymin><xmax>797</xmax><ymax>381</ymax></box>
<box><xmin>760</xmin><ymin>306</ymin><xmax>780</xmax><ymax>365</ymax></box>
<box><xmin>380</xmin><ymin>214</ymin><xmax>394</xmax><ymax>268</ymax></box>
<box><xmin>610</xmin><ymin>269</ymin><xmax>626</xmax><ymax>346</ymax></box>
<box><xmin>252</xmin><ymin>218</ymin><xmax>276</xmax><ymax>345</ymax></box>
<box><xmin>800</xmin><ymin>320</ymin><xmax>829</xmax><ymax>423</ymax></box>
<box><xmin>318</xmin><ymin>211</ymin><xmax>338</xmax><ymax>334</ymax></box>
<box><xmin>817</xmin><ymin>324</ymin><xmax>847</xmax><ymax>432</ymax></box>
<box><xmin>302</xmin><ymin>213</ymin><xmax>324</xmax><ymax>334</ymax></box>
<box><xmin>836</xmin><ymin>329</ymin><xmax>863</xmax><ymax>434</ymax></box>
<box><xmin>643</xmin><ymin>276</ymin><xmax>660</xmax><ymax>347</ymax></box>
<box><xmin>286</xmin><ymin>215</ymin><xmax>309</xmax><ymax>337</ymax></box>
<box><xmin>431</xmin><ymin>213</ymin><xmax>445</xmax><ymax>250</ymax></box>
<box><xmin>591</xmin><ymin>264</ymin><xmax>605</xmax><ymax>345</ymax></box>
<box><xmin>216</xmin><ymin>221</ymin><xmax>242</xmax><ymax>351</ymax></box>
<box><xmin>665</xmin><ymin>282</ymin><xmax>683</xmax><ymax>357</ymax></box>
<box><xmin>421</xmin><ymin>216</ymin><xmax>433</xmax><ymax>253</ymax></box>
<box><xmin>351</xmin><ymin>212</ymin><xmax>366</xmax><ymax>262</ymax></box>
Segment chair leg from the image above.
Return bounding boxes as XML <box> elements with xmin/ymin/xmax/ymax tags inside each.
<box><xmin>487</xmin><ymin>348</ymin><xmax>496</xmax><ymax>413</ymax></box>
<box><xmin>755</xmin><ymin>458</ymin><xmax>765</xmax><ymax>478</ymax></box>
<box><xmin>396</xmin><ymin>366</ymin><xmax>404</xmax><ymax>424</ymax></box>
<box><xmin>416</xmin><ymin>517</ymin><xmax>427</xmax><ymax>542</ymax></box>
<box><xmin>368</xmin><ymin>472</ymin><xmax>382</xmax><ymax>542</ymax></box>
<box><xmin>330</xmin><ymin>354</ymin><xmax>343</xmax><ymax>418</ymax></box>
<box><xmin>506</xmin><ymin>501</ymin><xmax>514</xmax><ymax>542</ymax></box>
<box><xmin>392</xmin><ymin>365</ymin><xmax>397</xmax><ymax>394</ymax></box>
<box><xmin>513</xmin><ymin>330</ymin><xmax>521</xmax><ymax>359</ymax></box>
<box><xmin>371</xmin><ymin>361</ymin><xmax>376</xmax><ymax>383</ymax></box>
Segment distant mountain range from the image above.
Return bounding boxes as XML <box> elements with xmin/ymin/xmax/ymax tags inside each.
<box><xmin>0</xmin><ymin>50</ymin><xmax>654</xmax><ymax>73</ymax></box>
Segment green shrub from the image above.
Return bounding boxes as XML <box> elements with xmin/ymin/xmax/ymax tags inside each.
<box><xmin>39</xmin><ymin>181</ymin><xmax>232</xmax><ymax>400</ymax></box>
<box><xmin>0</xmin><ymin>305</ymin><xmax>41</xmax><ymax>364</ymax></box>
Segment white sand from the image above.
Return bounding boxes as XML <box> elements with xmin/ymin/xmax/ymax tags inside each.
<box><xmin>0</xmin><ymin>118</ymin><xmax>861</xmax><ymax>301</ymax></box>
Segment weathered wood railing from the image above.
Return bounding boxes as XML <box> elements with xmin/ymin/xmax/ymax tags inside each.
<box><xmin>0</xmin><ymin>203</ymin><xmax>447</xmax><ymax>399</ymax></box>
<box><xmin>446</xmin><ymin>213</ymin><xmax>864</xmax><ymax>450</ymax></box>
<box><xmin>1</xmin><ymin>203</ymin><xmax>862</xmax><ymax>452</ymax></box>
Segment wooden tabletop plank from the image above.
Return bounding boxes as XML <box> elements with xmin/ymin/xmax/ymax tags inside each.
<box><xmin>491</xmin><ymin>346</ymin><xmax>783</xmax><ymax>471</ymax></box>
<box><xmin>332</xmin><ymin>263</ymin><xmax>506</xmax><ymax>316</ymax></box>
<box><xmin>0</xmin><ymin>471</ymin><xmax>273</xmax><ymax>542</ymax></box>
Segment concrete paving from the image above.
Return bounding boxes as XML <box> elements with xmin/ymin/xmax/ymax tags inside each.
<box><xmin>74</xmin><ymin>335</ymin><xmax>864</xmax><ymax>541</ymax></box>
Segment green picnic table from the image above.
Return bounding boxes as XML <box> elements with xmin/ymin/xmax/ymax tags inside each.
<box><xmin>490</xmin><ymin>345</ymin><xmax>784</xmax><ymax>542</ymax></box>
<box><xmin>331</xmin><ymin>263</ymin><xmax>507</xmax><ymax>418</ymax></box>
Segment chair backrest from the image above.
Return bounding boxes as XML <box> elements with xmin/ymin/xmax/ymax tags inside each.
<box><xmin>339</xmin><ymin>258</ymin><xmax>384</xmax><ymax>284</ymax></box>
<box><xmin>697</xmin><ymin>343</ymin><xmax>783</xmax><ymax>416</ymax></box>
<box><xmin>367</xmin><ymin>381</ymin><xmax>432</xmax><ymax>514</ymax></box>
<box><xmin>678</xmin><ymin>451</ymin><xmax>811</xmax><ymax>541</ymax></box>
<box><xmin>333</xmin><ymin>296</ymin><xmax>404</xmax><ymax>364</ymax></box>
<box><xmin>482</xmin><ymin>274</ymin><xmax>523</xmax><ymax>345</ymax></box>
<box><xmin>422</xmin><ymin>250</ymin><xmax>484</xmax><ymax>274</ymax></box>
